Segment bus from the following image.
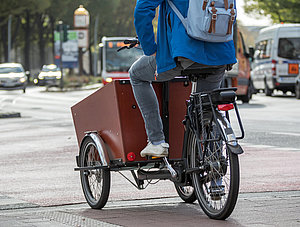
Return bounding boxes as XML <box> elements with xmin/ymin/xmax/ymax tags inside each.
<box><xmin>100</xmin><ymin>37</ymin><xmax>144</xmax><ymax>85</ymax></box>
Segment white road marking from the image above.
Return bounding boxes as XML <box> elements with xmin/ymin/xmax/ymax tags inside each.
<box><xmin>239</xmin><ymin>142</ymin><xmax>300</xmax><ymax>152</ymax></box>
<box><xmin>270</xmin><ymin>132</ymin><xmax>300</xmax><ymax>137</ymax></box>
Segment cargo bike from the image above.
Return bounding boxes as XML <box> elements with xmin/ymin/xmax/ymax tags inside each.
<box><xmin>72</xmin><ymin>39</ymin><xmax>244</xmax><ymax>220</ymax></box>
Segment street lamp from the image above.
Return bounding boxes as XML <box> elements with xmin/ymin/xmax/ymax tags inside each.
<box><xmin>74</xmin><ymin>5</ymin><xmax>90</xmax><ymax>28</ymax></box>
<box><xmin>74</xmin><ymin>5</ymin><xmax>90</xmax><ymax>76</ymax></box>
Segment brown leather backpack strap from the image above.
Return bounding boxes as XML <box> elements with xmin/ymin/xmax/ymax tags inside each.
<box><xmin>224</xmin><ymin>0</ymin><xmax>228</xmax><ymax>10</ymax></box>
<box><xmin>208</xmin><ymin>2</ymin><xmax>217</xmax><ymax>33</ymax></box>
<box><xmin>202</xmin><ymin>0</ymin><xmax>208</xmax><ymax>10</ymax></box>
<box><xmin>227</xmin><ymin>3</ymin><xmax>235</xmax><ymax>34</ymax></box>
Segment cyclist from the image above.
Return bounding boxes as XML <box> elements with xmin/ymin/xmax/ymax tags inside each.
<box><xmin>129</xmin><ymin>0</ymin><xmax>237</xmax><ymax>158</ymax></box>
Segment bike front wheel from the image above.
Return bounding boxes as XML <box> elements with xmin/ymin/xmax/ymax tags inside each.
<box><xmin>80</xmin><ymin>137</ymin><xmax>111</xmax><ymax>209</ymax></box>
<box><xmin>174</xmin><ymin>184</ymin><xmax>197</xmax><ymax>203</ymax></box>
<box><xmin>188</xmin><ymin>125</ymin><xmax>240</xmax><ymax>220</ymax></box>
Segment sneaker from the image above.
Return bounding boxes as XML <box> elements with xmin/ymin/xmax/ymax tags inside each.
<box><xmin>140</xmin><ymin>142</ymin><xmax>169</xmax><ymax>158</ymax></box>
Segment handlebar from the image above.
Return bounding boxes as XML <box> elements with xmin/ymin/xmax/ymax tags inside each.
<box><xmin>117</xmin><ymin>38</ymin><xmax>140</xmax><ymax>52</ymax></box>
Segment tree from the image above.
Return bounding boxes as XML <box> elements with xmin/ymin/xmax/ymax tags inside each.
<box><xmin>0</xmin><ymin>0</ymin><xmax>137</xmax><ymax>72</ymax></box>
<box><xmin>21</xmin><ymin>0</ymin><xmax>51</xmax><ymax>70</ymax></box>
<box><xmin>0</xmin><ymin>0</ymin><xmax>30</xmax><ymax>62</ymax></box>
<box><xmin>84</xmin><ymin>0</ymin><xmax>136</xmax><ymax>74</ymax></box>
<box><xmin>244</xmin><ymin>0</ymin><xmax>300</xmax><ymax>23</ymax></box>
<box><xmin>35</xmin><ymin>12</ymin><xmax>50</xmax><ymax>67</ymax></box>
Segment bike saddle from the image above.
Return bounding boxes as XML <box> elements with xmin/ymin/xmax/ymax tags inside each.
<box><xmin>181</xmin><ymin>64</ymin><xmax>226</xmax><ymax>77</ymax></box>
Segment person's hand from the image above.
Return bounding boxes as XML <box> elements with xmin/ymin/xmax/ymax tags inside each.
<box><xmin>152</xmin><ymin>52</ymin><xmax>156</xmax><ymax>56</ymax></box>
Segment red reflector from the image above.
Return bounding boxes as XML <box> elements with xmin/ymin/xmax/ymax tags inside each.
<box><xmin>218</xmin><ymin>104</ymin><xmax>234</xmax><ymax>111</ymax></box>
<box><xmin>127</xmin><ymin>152</ymin><xmax>136</xmax><ymax>161</ymax></box>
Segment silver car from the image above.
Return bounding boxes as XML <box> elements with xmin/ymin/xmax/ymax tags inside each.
<box><xmin>0</xmin><ymin>63</ymin><xmax>27</xmax><ymax>93</ymax></box>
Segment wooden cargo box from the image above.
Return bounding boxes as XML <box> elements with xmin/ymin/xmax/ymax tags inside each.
<box><xmin>71</xmin><ymin>79</ymin><xmax>191</xmax><ymax>162</ymax></box>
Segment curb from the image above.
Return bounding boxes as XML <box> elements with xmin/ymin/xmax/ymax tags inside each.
<box><xmin>0</xmin><ymin>112</ymin><xmax>21</xmax><ymax>119</ymax></box>
<box><xmin>45</xmin><ymin>83</ymin><xmax>103</xmax><ymax>92</ymax></box>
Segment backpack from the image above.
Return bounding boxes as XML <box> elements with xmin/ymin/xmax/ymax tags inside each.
<box><xmin>166</xmin><ymin>0</ymin><xmax>236</xmax><ymax>42</ymax></box>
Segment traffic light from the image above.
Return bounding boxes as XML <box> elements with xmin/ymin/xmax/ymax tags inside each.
<box><xmin>63</xmin><ymin>25</ymin><xmax>69</xmax><ymax>42</ymax></box>
<box><xmin>56</xmin><ymin>22</ymin><xmax>69</xmax><ymax>42</ymax></box>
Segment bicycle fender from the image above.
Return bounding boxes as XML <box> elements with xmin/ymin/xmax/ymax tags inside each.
<box><xmin>78</xmin><ymin>132</ymin><xmax>109</xmax><ymax>167</ymax></box>
<box><xmin>227</xmin><ymin>143</ymin><xmax>244</xmax><ymax>155</ymax></box>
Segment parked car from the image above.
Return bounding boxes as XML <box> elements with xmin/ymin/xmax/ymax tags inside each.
<box><xmin>0</xmin><ymin>63</ymin><xmax>27</xmax><ymax>93</ymax></box>
<box><xmin>225</xmin><ymin>25</ymin><xmax>253</xmax><ymax>103</ymax></box>
<box><xmin>34</xmin><ymin>64</ymin><xmax>61</xmax><ymax>86</ymax></box>
<box><xmin>296</xmin><ymin>75</ymin><xmax>300</xmax><ymax>99</ymax></box>
<box><xmin>251</xmin><ymin>24</ymin><xmax>300</xmax><ymax>96</ymax></box>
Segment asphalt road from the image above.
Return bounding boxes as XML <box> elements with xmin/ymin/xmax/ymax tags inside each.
<box><xmin>0</xmin><ymin>86</ymin><xmax>299</xmax><ymax>226</ymax></box>
<box><xmin>237</xmin><ymin>91</ymin><xmax>300</xmax><ymax>151</ymax></box>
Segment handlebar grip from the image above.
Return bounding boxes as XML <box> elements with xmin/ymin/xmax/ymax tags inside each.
<box><xmin>124</xmin><ymin>39</ymin><xmax>139</xmax><ymax>45</ymax></box>
<box><xmin>124</xmin><ymin>40</ymin><xmax>133</xmax><ymax>44</ymax></box>
<box><xmin>118</xmin><ymin>38</ymin><xmax>140</xmax><ymax>52</ymax></box>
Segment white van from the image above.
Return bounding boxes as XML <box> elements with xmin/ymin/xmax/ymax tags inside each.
<box><xmin>251</xmin><ymin>24</ymin><xmax>300</xmax><ymax>96</ymax></box>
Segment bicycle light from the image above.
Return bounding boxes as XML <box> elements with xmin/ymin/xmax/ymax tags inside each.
<box><xmin>218</xmin><ymin>104</ymin><xmax>234</xmax><ymax>111</ymax></box>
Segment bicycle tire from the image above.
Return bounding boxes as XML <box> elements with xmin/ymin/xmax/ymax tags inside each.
<box><xmin>80</xmin><ymin>137</ymin><xmax>111</xmax><ymax>209</ymax></box>
<box><xmin>174</xmin><ymin>184</ymin><xmax>197</xmax><ymax>203</ymax></box>
<box><xmin>189</xmin><ymin>120</ymin><xmax>240</xmax><ymax>220</ymax></box>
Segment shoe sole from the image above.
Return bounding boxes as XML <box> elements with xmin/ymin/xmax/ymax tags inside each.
<box><xmin>141</xmin><ymin>153</ymin><xmax>168</xmax><ymax>158</ymax></box>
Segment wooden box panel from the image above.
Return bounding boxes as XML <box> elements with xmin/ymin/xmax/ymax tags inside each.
<box><xmin>71</xmin><ymin>82</ymin><xmax>126</xmax><ymax>161</ymax></box>
<box><xmin>168</xmin><ymin>80</ymin><xmax>191</xmax><ymax>159</ymax></box>
<box><xmin>71</xmin><ymin>80</ymin><xmax>191</xmax><ymax>162</ymax></box>
<box><xmin>114</xmin><ymin>81</ymin><xmax>162</xmax><ymax>162</ymax></box>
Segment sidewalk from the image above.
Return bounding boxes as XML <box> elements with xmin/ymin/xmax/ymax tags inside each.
<box><xmin>0</xmin><ymin>191</ymin><xmax>299</xmax><ymax>227</ymax></box>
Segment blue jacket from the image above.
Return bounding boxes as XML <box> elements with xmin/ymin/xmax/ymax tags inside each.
<box><xmin>134</xmin><ymin>0</ymin><xmax>237</xmax><ymax>74</ymax></box>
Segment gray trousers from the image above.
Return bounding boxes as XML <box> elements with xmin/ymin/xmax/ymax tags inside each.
<box><xmin>129</xmin><ymin>55</ymin><xmax>225</xmax><ymax>143</ymax></box>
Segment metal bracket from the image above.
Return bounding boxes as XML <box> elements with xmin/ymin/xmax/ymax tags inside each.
<box><xmin>163</xmin><ymin>157</ymin><xmax>177</xmax><ymax>179</ymax></box>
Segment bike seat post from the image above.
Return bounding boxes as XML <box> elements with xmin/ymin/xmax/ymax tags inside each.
<box><xmin>190</xmin><ymin>75</ymin><xmax>198</xmax><ymax>94</ymax></box>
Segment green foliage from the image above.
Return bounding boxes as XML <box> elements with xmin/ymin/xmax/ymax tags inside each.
<box><xmin>0</xmin><ymin>0</ymin><xmax>50</xmax><ymax>25</ymax></box>
<box><xmin>0</xmin><ymin>0</ymin><xmax>137</xmax><ymax>69</ymax></box>
<box><xmin>44</xmin><ymin>0</ymin><xmax>136</xmax><ymax>37</ymax></box>
<box><xmin>244</xmin><ymin>0</ymin><xmax>300</xmax><ymax>23</ymax></box>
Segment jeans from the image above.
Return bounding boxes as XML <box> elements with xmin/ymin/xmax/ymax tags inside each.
<box><xmin>129</xmin><ymin>55</ymin><xmax>225</xmax><ymax>143</ymax></box>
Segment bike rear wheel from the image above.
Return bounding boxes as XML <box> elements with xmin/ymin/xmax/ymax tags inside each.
<box><xmin>80</xmin><ymin>137</ymin><xmax>111</xmax><ymax>209</ymax></box>
<box><xmin>189</xmin><ymin>122</ymin><xmax>240</xmax><ymax>220</ymax></box>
